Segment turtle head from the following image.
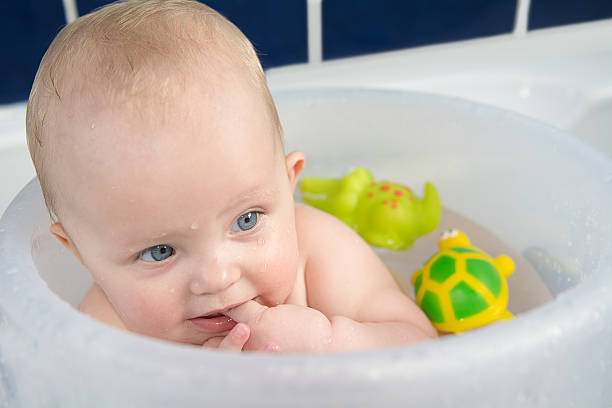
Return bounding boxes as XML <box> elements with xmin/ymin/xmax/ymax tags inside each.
<box><xmin>439</xmin><ymin>228</ymin><xmax>471</xmax><ymax>250</ymax></box>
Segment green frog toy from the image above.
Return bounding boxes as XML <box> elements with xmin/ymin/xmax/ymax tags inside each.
<box><xmin>299</xmin><ymin>167</ymin><xmax>441</xmax><ymax>250</ymax></box>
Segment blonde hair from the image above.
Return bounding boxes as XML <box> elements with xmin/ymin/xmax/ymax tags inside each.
<box><xmin>26</xmin><ymin>0</ymin><xmax>281</xmax><ymax>219</ymax></box>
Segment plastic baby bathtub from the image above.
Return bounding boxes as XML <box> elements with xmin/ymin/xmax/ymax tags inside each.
<box><xmin>1</xmin><ymin>89</ymin><xmax>611</xmax><ymax>407</ymax></box>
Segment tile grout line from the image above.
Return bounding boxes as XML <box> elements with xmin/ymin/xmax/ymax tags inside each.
<box><xmin>62</xmin><ymin>0</ymin><xmax>79</xmax><ymax>24</ymax></box>
<box><xmin>307</xmin><ymin>0</ymin><xmax>323</xmax><ymax>64</ymax></box>
<box><xmin>513</xmin><ymin>0</ymin><xmax>531</xmax><ymax>36</ymax></box>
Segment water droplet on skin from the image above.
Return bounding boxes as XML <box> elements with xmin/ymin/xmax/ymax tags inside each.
<box><xmin>258</xmin><ymin>239</ymin><xmax>265</xmax><ymax>245</ymax></box>
<box><xmin>90</xmin><ymin>123</ymin><xmax>95</xmax><ymax>129</ymax></box>
<box><xmin>190</xmin><ymin>281</ymin><xmax>200</xmax><ymax>293</ymax></box>
<box><xmin>190</xmin><ymin>222</ymin><xmax>199</xmax><ymax>230</ymax></box>
<box><xmin>169</xmin><ymin>287</ymin><xmax>175</xmax><ymax>294</ymax></box>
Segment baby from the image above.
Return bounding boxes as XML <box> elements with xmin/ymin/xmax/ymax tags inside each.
<box><xmin>26</xmin><ymin>0</ymin><xmax>436</xmax><ymax>353</ymax></box>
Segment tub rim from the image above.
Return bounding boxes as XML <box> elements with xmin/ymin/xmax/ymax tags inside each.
<box><xmin>1</xmin><ymin>88</ymin><xmax>611</xmax><ymax>404</ymax></box>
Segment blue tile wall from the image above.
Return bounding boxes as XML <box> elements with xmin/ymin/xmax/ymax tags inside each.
<box><xmin>529</xmin><ymin>0</ymin><xmax>612</xmax><ymax>30</ymax></box>
<box><xmin>3</xmin><ymin>0</ymin><xmax>612</xmax><ymax>105</ymax></box>
<box><xmin>76</xmin><ymin>0</ymin><xmax>113</xmax><ymax>15</ymax></box>
<box><xmin>203</xmin><ymin>0</ymin><xmax>308</xmax><ymax>69</ymax></box>
<box><xmin>322</xmin><ymin>0</ymin><xmax>516</xmax><ymax>60</ymax></box>
<box><xmin>77</xmin><ymin>0</ymin><xmax>308</xmax><ymax>70</ymax></box>
<box><xmin>0</xmin><ymin>1</ymin><xmax>65</xmax><ymax>104</ymax></box>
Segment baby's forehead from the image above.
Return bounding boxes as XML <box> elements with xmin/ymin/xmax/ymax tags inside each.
<box><xmin>56</xmin><ymin>72</ymin><xmax>279</xmax><ymax>166</ymax></box>
<box><xmin>54</xmin><ymin>102</ymin><xmax>283</xmax><ymax>224</ymax></box>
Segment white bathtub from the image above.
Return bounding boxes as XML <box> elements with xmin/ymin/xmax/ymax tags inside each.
<box><xmin>1</xmin><ymin>88</ymin><xmax>611</xmax><ymax>407</ymax></box>
<box><xmin>268</xmin><ymin>19</ymin><xmax>612</xmax><ymax>156</ymax></box>
<box><xmin>0</xmin><ymin>103</ymin><xmax>34</xmax><ymax>218</ymax></box>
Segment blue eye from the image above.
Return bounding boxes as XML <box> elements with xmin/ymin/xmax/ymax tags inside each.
<box><xmin>139</xmin><ymin>245</ymin><xmax>175</xmax><ymax>262</ymax></box>
<box><xmin>232</xmin><ymin>211</ymin><xmax>259</xmax><ymax>232</ymax></box>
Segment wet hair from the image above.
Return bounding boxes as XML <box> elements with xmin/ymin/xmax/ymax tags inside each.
<box><xmin>26</xmin><ymin>0</ymin><xmax>281</xmax><ymax>219</ymax></box>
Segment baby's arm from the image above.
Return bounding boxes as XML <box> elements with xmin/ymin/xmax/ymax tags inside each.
<box><xmin>227</xmin><ymin>204</ymin><xmax>437</xmax><ymax>352</ymax></box>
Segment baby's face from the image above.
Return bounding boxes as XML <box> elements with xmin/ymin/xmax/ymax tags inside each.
<box><xmin>54</xmin><ymin>73</ymin><xmax>302</xmax><ymax>344</ymax></box>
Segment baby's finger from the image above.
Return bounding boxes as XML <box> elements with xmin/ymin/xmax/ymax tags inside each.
<box><xmin>202</xmin><ymin>336</ymin><xmax>223</xmax><ymax>348</ymax></box>
<box><xmin>262</xmin><ymin>342</ymin><xmax>281</xmax><ymax>353</ymax></box>
<box><xmin>216</xmin><ymin>323</ymin><xmax>250</xmax><ymax>351</ymax></box>
<box><xmin>225</xmin><ymin>300</ymin><xmax>268</xmax><ymax>323</ymax></box>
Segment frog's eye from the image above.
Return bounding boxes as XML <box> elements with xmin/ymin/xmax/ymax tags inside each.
<box><xmin>139</xmin><ymin>245</ymin><xmax>175</xmax><ymax>262</ymax></box>
<box><xmin>441</xmin><ymin>229</ymin><xmax>459</xmax><ymax>240</ymax></box>
<box><xmin>232</xmin><ymin>211</ymin><xmax>259</xmax><ymax>232</ymax></box>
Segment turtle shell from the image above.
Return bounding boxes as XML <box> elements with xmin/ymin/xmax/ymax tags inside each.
<box><xmin>413</xmin><ymin>245</ymin><xmax>510</xmax><ymax>333</ymax></box>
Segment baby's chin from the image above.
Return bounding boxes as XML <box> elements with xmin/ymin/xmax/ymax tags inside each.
<box><xmin>124</xmin><ymin>321</ymin><xmax>211</xmax><ymax>346</ymax></box>
<box><xmin>183</xmin><ymin>331</ymin><xmax>234</xmax><ymax>348</ymax></box>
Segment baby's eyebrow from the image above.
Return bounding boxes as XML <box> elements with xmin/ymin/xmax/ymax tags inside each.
<box><xmin>222</xmin><ymin>186</ymin><xmax>277</xmax><ymax>214</ymax></box>
<box><xmin>115</xmin><ymin>232</ymin><xmax>175</xmax><ymax>256</ymax></box>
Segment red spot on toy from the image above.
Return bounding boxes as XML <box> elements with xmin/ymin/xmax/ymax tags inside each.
<box><xmin>394</xmin><ymin>190</ymin><xmax>403</xmax><ymax>197</ymax></box>
<box><xmin>367</xmin><ymin>192</ymin><xmax>374</xmax><ymax>198</ymax></box>
<box><xmin>380</xmin><ymin>185</ymin><xmax>391</xmax><ymax>192</ymax></box>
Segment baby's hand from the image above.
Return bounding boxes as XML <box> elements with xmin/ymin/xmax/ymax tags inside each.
<box><xmin>201</xmin><ymin>322</ymin><xmax>251</xmax><ymax>352</ymax></box>
<box><xmin>225</xmin><ymin>300</ymin><xmax>333</xmax><ymax>353</ymax></box>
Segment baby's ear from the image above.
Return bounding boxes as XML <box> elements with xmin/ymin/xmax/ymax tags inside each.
<box><xmin>285</xmin><ymin>151</ymin><xmax>305</xmax><ymax>192</ymax></box>
<box><xmin>50</xmin><ymin>223</ymin><xmax>84</xmax><ymax>264</ymax></box>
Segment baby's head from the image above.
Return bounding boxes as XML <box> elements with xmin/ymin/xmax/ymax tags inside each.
<box><xmin>26</xmin><ymin>0</ymin><xmax>305</xmax><ymax>344</ymax></box>
<box><xmin>27</xmin><ymin>0</ymin><xmax>287</xmax><ymax>220</ymax></box>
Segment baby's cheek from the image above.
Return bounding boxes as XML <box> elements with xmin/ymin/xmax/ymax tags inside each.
<box><xmin>116</xmin><ymin>292</ymin><xmax>176</xmax><ymax>333</ymax></box>
<box><xmin>259</xmin><ymin>241</ymin><xmax>299</xmax><ymax>301</ymax></box>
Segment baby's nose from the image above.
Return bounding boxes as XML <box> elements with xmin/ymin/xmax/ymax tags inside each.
<box><xmin>189</xmin><ymin>257</ymin><xmax>240</xmax><ymax>295</ymax></box>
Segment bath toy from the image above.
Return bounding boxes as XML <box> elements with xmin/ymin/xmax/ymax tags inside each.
<box><xmin>411</xmin><ymin>229</ymin><xmax>514</xmax><ymax>333</ymax></box>
<box><xmin>300</xmin><ymin>168</ymin><xmax>440</xmax><ymax>250</ymax></box>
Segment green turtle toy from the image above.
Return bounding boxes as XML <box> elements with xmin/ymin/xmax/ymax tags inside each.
<box><xmin>411</xmin><ymin>228</ymin><xmax>515</xmax><ymax>333</ymax></box>
<box><xmin>299</xmin><ymin>167</ymin><xmax>441</xmax><ymax>250</ymax></box>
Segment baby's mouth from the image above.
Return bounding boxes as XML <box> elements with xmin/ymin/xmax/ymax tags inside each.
<box><xmin>188</xmin><ymin>301</ymin><xmax>247</xmax><ymax>332</ymax></box>
<box><xmin>201</xmin><ymin>302</ymin><xmax>245</xmax><ymax>319</ymax></box>
<box><xmin>188</xmin><ymin>311</ymin><xmax>236</xmax><ymax>333</ymax></box>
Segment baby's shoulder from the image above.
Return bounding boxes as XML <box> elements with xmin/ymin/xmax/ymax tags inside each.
<box><xmin>294</xmin><ymin>201</ymin><xmax>326</xmax><ymax>221</ymax></box>
<box><xmin>294</xmin><ymin>202</ymin><xmax>345</xmax><ymax>234</ymax></box>
<box><xmin>294</xmin><ymin>202</ymin><xmax>362</xmax><ymax>251</ymax></box>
